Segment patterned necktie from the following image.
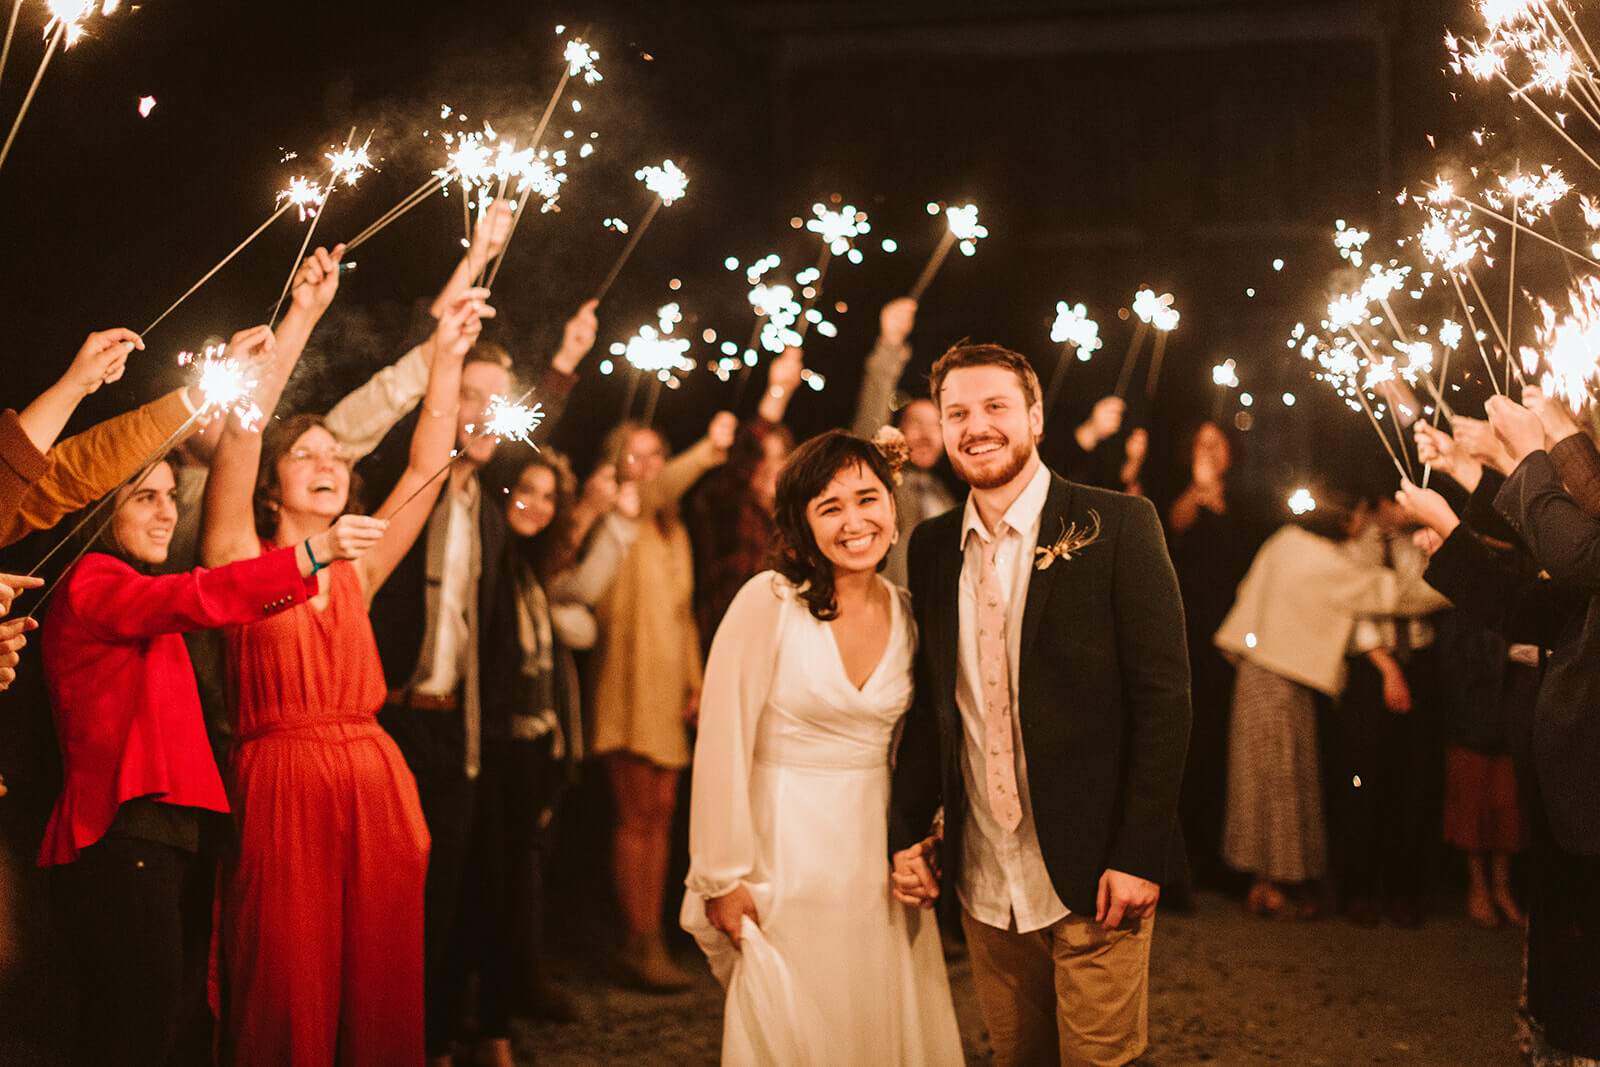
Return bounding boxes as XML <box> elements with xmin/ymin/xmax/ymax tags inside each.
<box><xmin>977</xmin><ymin>530</ymin><xmax>1023</xmax><ymax>832</ymax></box>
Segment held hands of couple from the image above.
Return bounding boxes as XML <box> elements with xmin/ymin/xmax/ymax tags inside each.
<box><xmin>706</xmin><ymin>883</ymin><xmax>760</xmax><ymax>950</ymax></box>
<box><xmin>890</xmin><ymin>835</ymin><xmax>941</xmax><ymax>908</ymax></box>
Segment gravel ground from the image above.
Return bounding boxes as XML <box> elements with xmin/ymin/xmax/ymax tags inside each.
<box><xmin>513</xmin><ymin>891</ymin><xmax>1525</xmax><ymax>1066</ymax></box>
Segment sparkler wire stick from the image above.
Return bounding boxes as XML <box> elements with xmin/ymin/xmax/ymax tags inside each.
<box><xmin>0</xmin><ymin>21</ymin><xmax>63</xmax><ymax>174</ymax></box>
<box><xmin>0</xmin><ymin>0</ymin><xmax>21</xmax><ymax>91</ymax></box>
<box><xmin>1465</xmin><ymin>267</ymin><xmax>1529</xmax><ymax>388</ymax></box>
<box><xmin>907</xmin><ymin>231</ymin><xmax>956</xmax><ymax>302</ymax></box>
<box><xmin>143</xmin><ymin>200</ymin><xmax>298</xmax><ymax>336</ymax></box>
<box><xmin>1111</xmin><ymin>322</ymin><xmax>1149</xmax><ymax>399</ymax></box>
<box><xmin>269</xmin><ymin>188</ymin><xmax>336</xmax><ymax>330</ymax></box>
<box><xmin>1450</xmin><ymin>193</ymin><xmax>1600</xmax><ymax>270</ymax></box>
<box><xmin>1341</xmin><ymin>326</ymin><xmax>1418</xmax><ymax>481</ymax></box>
<box><xmin>619</xmin><ymin>366</ymin><xmax>642</xmax><ymax>421</ymax></box>
<box><xmin>1446</xmin><ymin>272</ymin><xmax>1506</xmax><ymax>396</ymax></box>
<box><xmin>1042</xmin><ymin>340</ymin><xmax>1076</xmax><ymax>419</ymax></box>
<box><xmin>1144</xmin><ymin>331</ymin><xmax>1169</xmax><ymax>404</ymax></box>
<box><xmin>641</xmin><ymin>377</ymin><xmax>663</xmax><ymax>427</ymax></box>
<box><xmin>591</xmin><ymin>197</ymin><xmax>662</xmax><ymax>304</ymax></box>
<box><xmin>792</xmin><ymin>248</ymin><xmax>833</xmax><ymax>343</ymax></box>
<box><xmin>1499</xmin><ymin>71</ymin><xmax>1600</xmax><ymax>174</ymax></box>
<box><xmin>1508</xmin><ymin>178</ymin><xmax>1520</xmax><ymax>395</ymax></box>
<box><xmin>729</xmin><ymin>319</ymin><xmax>767</xmax><ymax>410</ymax></box>
<box><xmin>480</xmin><ymin>29</ymin><xmax>592</xmax><ymax>289</ymax></box>
<box><xmin>344</xmin><ymin>170</ymin><xmax>452</xmax><ymax>252</ymax></box>
<box><xmin>1352</xmin><ymin>388</ymin><xmax>1413</xmax><ymax>483</ymax></box>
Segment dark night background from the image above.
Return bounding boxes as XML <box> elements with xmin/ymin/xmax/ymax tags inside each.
<box><xmin>0</xmin><ymin>0</ymin><xmax>1532</xmax><ymax>499</ymax></box>
<box><xmin>0</xmin><ymin>3</ymin><xmax>1565</xmax><ymax>1061</ymax></box>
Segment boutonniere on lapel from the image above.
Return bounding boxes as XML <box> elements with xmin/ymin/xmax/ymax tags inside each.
<box><xmin>1034</xmin><ymin>510</ymin><xmax>1101</xmax><ymax>570</ymax></box>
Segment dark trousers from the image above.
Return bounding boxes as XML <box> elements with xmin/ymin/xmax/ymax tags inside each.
<box><xmin>386</xmin><ymin>706</ymin><xmax>560</xmax><ymax>1055</ymax></box>
<box><xmin>49</xmin><ymin>835</ymin><xmax>202</xmax><ymax>1067</ymax></box>
<box><xmin>1522</xmin><ymin>773</ymin><xmax>1600</xmax><ymax>1057</ymax></box>
<box><xmin>1323</xmin><ymin>652</ymin><xmax>1441</xmax><ymax>905</ymax></box>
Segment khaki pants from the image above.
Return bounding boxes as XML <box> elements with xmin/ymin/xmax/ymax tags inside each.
<box><xmin>961</xmin><ymin>908</ymin><xmax>1153</xmax><ymax>1067</ymax></box>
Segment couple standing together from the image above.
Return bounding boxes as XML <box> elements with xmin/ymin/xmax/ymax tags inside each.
<box><xmin>682</xmin><ymin>341</ymin><xmax>1192</xmax><ymax>1066</ymax></box>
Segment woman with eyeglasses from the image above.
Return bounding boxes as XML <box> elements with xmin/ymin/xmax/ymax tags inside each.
<box><xmin>199</xmin><ymin>247</ymin><xmax>489</xmax><ymax>1065</ymax></box>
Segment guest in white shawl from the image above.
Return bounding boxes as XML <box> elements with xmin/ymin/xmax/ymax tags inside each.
<box><xmin>1213</xmin><ymin>490</ymin><xmax>1449</xmax><ymax>918</ymax></box>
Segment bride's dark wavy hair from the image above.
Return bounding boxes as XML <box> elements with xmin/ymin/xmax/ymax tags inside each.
<box><xmin>771</xmin><ymin>430</ymin><xmax>897</xmax><ymax>621</ymax></box>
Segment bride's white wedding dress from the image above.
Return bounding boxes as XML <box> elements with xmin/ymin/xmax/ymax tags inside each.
<box><xmin>682</xmin><ymin>572</ymin><xmax>963</xmax><ymax>1066</ymax></box>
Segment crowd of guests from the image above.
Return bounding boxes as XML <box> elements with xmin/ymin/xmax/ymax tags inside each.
<box><xmin>0</xmin><ymin>194</ymin><xmax>1591</xmax><ymax>1066</ymax></box>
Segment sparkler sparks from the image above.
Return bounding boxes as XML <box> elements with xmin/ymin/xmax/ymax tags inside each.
<box><xmin>1131</xmin><ymin>288</ymin><xmax>1179</xmax><ymax>331</ymax></box>
<box><xmin>1528</xmin><ymin>275</ymin><xmax>1600</xmax><ymax>410</ymax></box>
<box><xmin>807</xmin><ymin>203</ymin><xmax>870</xmax><ymax>256</ymax></box>
<box><xmin>326</xmin><ymin>135</ymin><xmax>376</xmax><ymax>187</ymax></box>
<box><xmin>1334</xmin><ymin>220</ymin><xmax>1371</xmax><ymax>267</ymax></box>
<box><xmin>563</xmin><ymin>39</ymin><xmax>602</xmax><ymax>84</ymax></box>
<box><xmin>45</xmin><ymin>0</ymin><xmax>95</xmax><ymax>46</ymax></box>
<box><xmin>1287</xmin><ymin>489</ymin><xmax>1317</xmax><ymax>516</ymax></box>
<box><xmin>1050</xmin><ymin>302</ymin><xmax>1102</xmax><ymax>360</ymax></box>
<box><xmin>179</xmin><ymin>344</ymin><xmax>264</xmax><ymax>431</ymax></box>
<box><xmin>636</xmin><ymin>159</ymin><xmax>688</xmax><ymax>205</ymax></box>
<box><xmin>476</xmin><ymin>396</ymin><xmax>545</xmax><ymax>445</ymax></box>
<box><xmin>944</xmin><ymin>203</ymin><xmax>989</xmax><ymax>256</ymax></box>
<box><xmin>276</xmin><ymin>176</ymin><xmax>326</xmax><ymax>222</ymax></box>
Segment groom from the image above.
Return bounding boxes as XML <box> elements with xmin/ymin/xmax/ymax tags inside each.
<box><xmin>889</xmin><ymin>341</ymin><xmax>1191</xmax><ymax>1066</ymax></box>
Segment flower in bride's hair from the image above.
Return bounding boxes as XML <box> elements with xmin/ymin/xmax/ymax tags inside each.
<box><xmin>871</xmin><ymin>425</ymin><xmax>909</xmax><ymax>486</ymax></box>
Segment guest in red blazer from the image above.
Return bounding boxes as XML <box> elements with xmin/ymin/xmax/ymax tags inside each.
<box><xmin>38</xmin><ymin>455</ymin><xmax>384</xmax><ymax>1067</ymax></box>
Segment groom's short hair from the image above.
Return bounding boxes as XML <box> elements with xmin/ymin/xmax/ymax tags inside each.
<box><xmin>928</xmin><ymin>341</ymin><xmax>1042</xmax><ymax>411</ymax></box>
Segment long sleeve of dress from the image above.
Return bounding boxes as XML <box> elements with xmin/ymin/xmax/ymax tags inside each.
<box><xmin>641</xmin><ymin>438</ymin><xmax>720</xmax><ymax>516</ymax></box>
<box><xmin>851</xmin><ymin>338</ymin><xmax>910</xmax><ymax>438</ymax></box>
<box><xmin>549</xmin><ymin>514</ymin><xmax>638</xmax><ymax>607</ymax></box>
<box><xmin>0</xmin><ymin>389</ymin><xmax>196</xmax><ymax>548</ymax></box>
<box><xmin>63</xmin><ymin>547</ymin><xmax>313</xmax><ymax>643</ymax></box>
<box><xmin>684</xmin><ymin>573</ymin><xmax>788</xmax><ymax>901</ymax></box>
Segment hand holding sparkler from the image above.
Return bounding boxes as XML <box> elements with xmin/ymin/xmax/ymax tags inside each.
<box><xmin>433</xmin><ymin>288</ymin><xmax>495</xmax><ymax>364</ymax></box>
<box><xmin>551</xmin><ymin>299</ymin><xmax>600</xmax><ymax>375</ymax></box>
<box><xmin>1519</xmin><ymin>383</ymin><xmax>1585</xmax><ymax>448</ymax></box>
<box><xmin>707</xmin><ymin>411</ymin><xmax>738</xmax><ymax>453</ymax></box>
<box><xmin>16</xmin><ymin>327</ymin><xmax>146</xmax><ymax>455</ymax></box>
<box><xmin>1486</xmin><ymin>395</ymin><xmax>1547</xmax><ymax>466</ymax></box>
<box><xmin>1452</xmin><ymin>416</ymin><xmax>1517</xmax><ymax>476</ymax></box>
<box><xmin>1414</xmin><ymin>422</ymin><xmax>1481</xmax><ymax>492</ymax></box>
<box><xmin>1394</xmin><ymin>480</ymin><xmax>1461</xmax><ymax>541</ymax></box>
<box><xmin>303</xmin><ymin>514</ymin><xmax>389</xmax><ymax>571</ymax></box>
<box><xmin>0</xmin><ymin>573</ymin><xmax>42</xmax><ymax>617</ymax></box>
<box><xmin>0</xmin><ymin>615</ymin><xmax>34</xmax><ymax>691</ymax></box>
<box><xmin>758</xmin><ymin>347</ymin><xmax>803</xmax><ymax>423</ymax></box>
<box><xmin>879</xmin><ymin>298</ymin><xmax>917</xmax><ymax>348</ymax></box>
<box><xmin>289</xmin><ymin>244</ymin><xmax>347</xmax><ymax>317</ymax></box>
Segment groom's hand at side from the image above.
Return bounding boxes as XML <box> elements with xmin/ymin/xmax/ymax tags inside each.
<box><xmin>706</xmin><ymin>885</ymin><xmax>760</xmax><ymax>950</ymax></box>
<box><xmin>1096</xmin><ymin>868</ymin><xmax>1160</xmax><ymax>928</ymax></box>
<box><xmin>891</xmin><ymin>836</ymin><xmax>941</xmax><ymax>908</ymax></box>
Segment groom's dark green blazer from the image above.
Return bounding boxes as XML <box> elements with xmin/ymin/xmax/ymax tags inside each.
<box><xmin>889</xmin><ymin>470</ymin><xmax>1192</xmax><ymax>917</ymax></box>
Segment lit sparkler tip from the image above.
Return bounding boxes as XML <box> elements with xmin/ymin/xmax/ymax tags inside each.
<box><xmin>1050</xmin><ymin>301</ymin><xmax>1102</xmax><ymax>352</ymax></box>
<box><xmin>276</xmin><ymin>175</ymin><xmax>327</xmax><ymax>221</ymax></box>
<box><xmin>46</xmin><ymin>0</ymin><xmax>95</xmax><ymax>46</ymax></box>
<box><xmin>1131</xmin><ymin>288</ymin><xmax>1179</xmax><ymax>331</ymax></box>
<box><xmin>635</xmin><ymin>159</ymin><xmax>689</xmax><ymax>205</ymax></box>
<box><xmin>806</xmin><ymin>203</ymin><xmax>870</xmax><ymax>254</ymax></box>
<box><xmin>563</xmin><ymin>39</ymin><xmax>602</xmax><ymax>84</ymax></box>
<box><xmin>1287</xmin><ymin>489</ymin><xmax>1317</xmax><ymax>516</ymax></box>
<box><xmin>326</xmin><ymin>134</ymin><xmax>377</xmax><ymax>187</ymax></box>
<box><xmin>1212</xmin><ymin>359</ymin><xmax>1239</xmax><ymax>389</ymax></box>
<box><xmin>482</xmin><ymin>396</ymin><xmax>546</xmax><ymax>446</ymax></box>
<box><xmin>945</xmin><ymin>204</ymin><xmax>989</xmax><ymax>250</ymax></box>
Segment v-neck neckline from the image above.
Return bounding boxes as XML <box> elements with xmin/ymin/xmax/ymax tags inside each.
<box><xmin>824</xmin><ymin>577</ymin><xmax>899</xmax><ymax>694</ymax></box>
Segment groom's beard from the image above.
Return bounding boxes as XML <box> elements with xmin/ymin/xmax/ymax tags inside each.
<box><xmin>950</xmin><ymin>431</ymin><xmax>1034</xmax><ymax>490</ymax></box>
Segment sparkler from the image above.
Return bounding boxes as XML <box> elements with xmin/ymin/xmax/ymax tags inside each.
<box><xmin>1524</xmin><ymin>273</ymin><xmax>1600</xmax><ymax>410</ymax></box>
<box><xmin>1112</xmin><ymin>288</ymin><xmax>1177</xmax><ymax>399</ymax></box>
<box><xmin>387</xmin><ymin>389</ymin><xmax>547</xmax><ymax>519</ymax></box>
<box><xmin>268</xmin><ymin>129</ymin><xmax>374</xmax><ymax>328</ymax></box>
<box><xmin>1293</xmin><ymin>325</ymin><xmax>1413</xmax><ymax>481</ymax></box>
<box><xmin>1043</xmin><ymin>301</ymin><xmax>1102</xmax><ymax>419</ymax></box>
<box><xmin>591</xmin><ymin>160</ymin><xmax>689</xmax><ymax>303</ymax></box>
<box><xmin>481</xmin><ymin>29</ymin><xmax>600</xmax><ymax>288</ymax></box>
<box><xmin>0</xmin><ymin>0</ymin><xmax>97</xmax><ymax>173</ymax></box>
<box><xmin>907</xmin><ymin>203</ymin><xmax>988</xmax><ymax>301</ymax></box>
<box><xmin>794</xmin><ymin>202</ymin><xmax>869</xmax><ymax>341</ymax></box>
<box><xmin>23</xmin><ymin>338</ymin><xmax>268</xmax><ymax>616</ymax></box>
<box><xmin>613</xmin><ymin>304</ymin><xmax>693</xmax><ymax>421</ymax></box>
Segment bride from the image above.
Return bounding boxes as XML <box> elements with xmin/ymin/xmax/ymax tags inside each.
<box><xmin>682</xmin><ymin>429</ymin><xmax>963</xmax><ymax>1065</ymax></box>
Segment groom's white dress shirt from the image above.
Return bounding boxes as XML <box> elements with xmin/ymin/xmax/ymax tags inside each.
<box><xmin>954</xmin><ymin>462</ymin><xmax>1069</xmax><ymax>933</ymax></box>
